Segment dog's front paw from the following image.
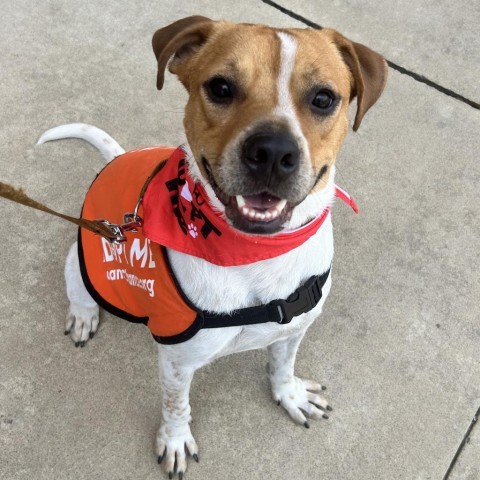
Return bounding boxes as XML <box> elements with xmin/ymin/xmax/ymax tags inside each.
<box><xmin>156</xmin><ymin>423</ymin><xmax>199</xmax><ymax>479</ymax></box>
<box><xmin>272</xmin><ymin>376</ymin><xmax>332</xmax><ymax>427</ymax></box>
<box><xmin>65</xmin><ymin>303</ymin><xmax>99</xmax><ymax>347</ymax></box>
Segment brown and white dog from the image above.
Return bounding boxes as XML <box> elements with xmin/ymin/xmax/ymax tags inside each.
<box><xmin>38</xmin><ymin>16</ymin><xmax>387</xmax><ymax>478</ymax></box>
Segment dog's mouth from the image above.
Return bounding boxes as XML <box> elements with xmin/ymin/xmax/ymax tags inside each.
<box><xmin>202</xmin><ymin>157</ymin><xmax>292</xmax><ymax>234</ymax></box>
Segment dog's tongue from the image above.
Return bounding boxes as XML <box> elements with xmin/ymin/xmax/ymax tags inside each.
<box><xmin>243</xmin><ymin>193</ymin><xmax>281</xmax><ymax>210</ymax></box>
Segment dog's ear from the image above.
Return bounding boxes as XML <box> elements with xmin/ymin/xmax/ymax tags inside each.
<box><xmin>152</xmin><ymin>16</ymin><xmax>214</xmax><ymax>90</ymax></box>
<box><xmin>331</xmin><ymin>31</ymin><xmax>388</xmax><ymax>131</ymax></box>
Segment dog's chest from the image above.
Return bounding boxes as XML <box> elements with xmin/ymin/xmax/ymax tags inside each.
<box><xmin>167</xmin><ymin>218</ymin><xmax>334</xmax><ymax>354</ymax></box>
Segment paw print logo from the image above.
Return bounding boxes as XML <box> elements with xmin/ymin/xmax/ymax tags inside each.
<box><xmin>188</xmin><ymin>224</ymin><xmax>198</xmax><ymax>238</ymax></box>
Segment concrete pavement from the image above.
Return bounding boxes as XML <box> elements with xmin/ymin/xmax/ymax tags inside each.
<box><xmin>1</xmin><ymin>1</ymin><xmax>479</xmax><ymax>479</ymax></box>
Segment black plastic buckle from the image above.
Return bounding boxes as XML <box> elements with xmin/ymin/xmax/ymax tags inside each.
<box><xmin>269</xmin><ymin>275</ymin><xmax>324</xmax><ymax>325</ymax></box>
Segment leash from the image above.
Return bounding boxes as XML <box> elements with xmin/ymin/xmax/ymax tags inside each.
<box><xmin>0</xmin><ymin>160</ymin><xmax>167</xmax><ymax>244</ymax></box>
<box><xmin>0</xmin><ymin>181</ymin><xmax>118</xmax><ymax>239</ymax></box>
<box><xmin>0</xmin><ymin>181</ymin><xmax>140</xmax><ymax>243</ymax></box>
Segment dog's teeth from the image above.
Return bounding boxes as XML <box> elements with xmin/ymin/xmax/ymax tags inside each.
<box><xmin>239</xmin><ymin>200</ymin><xmax>287</xmax><ymax>222</ymax></box>
<box><xmin>236</xmin><ymin>195</ymin><xmax>246</xmax><ymax>208</ymax></box>
<box><xmin>276</xmin><ymin>199</ymin><xmax>287</xmax><ymax>213</ymax></box>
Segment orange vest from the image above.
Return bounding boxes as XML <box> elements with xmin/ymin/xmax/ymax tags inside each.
<box><xmin>79</xmin><ymin>147</ymin><xmax>203</xmax><ymax>344</ymax></box>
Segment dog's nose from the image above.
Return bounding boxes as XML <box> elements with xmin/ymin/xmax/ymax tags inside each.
<box><xmin>242</xmin><ymin>133</ymin><xmax>300</xmax><ymax>183</ymax></box>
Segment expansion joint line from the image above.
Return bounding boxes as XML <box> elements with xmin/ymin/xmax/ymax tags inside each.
<box><xmin>442</xmin><ymin>405</ymin><xmax>480</xmax><ymax>480</ymax></box>
<box><xmin>261</xmin><ymin>0</ymin><xmax>480</xmax><ymax>110</ymax></box>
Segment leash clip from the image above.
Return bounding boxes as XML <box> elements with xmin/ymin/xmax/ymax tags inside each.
<box><xmin>98</xmin><ymin>211</ymin><xmax>143</xmax><ymax>245</ymax></box>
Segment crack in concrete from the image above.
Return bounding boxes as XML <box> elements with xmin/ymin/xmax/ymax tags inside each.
<box><xmin>261</xmin><ymin>0</ymin><xmax>480</xmax><ymax>110</ymax></box>
<box><xmin>442</xmin><ymin>405</ymin><xmax>480</xmax><ymax>480</ymax></box>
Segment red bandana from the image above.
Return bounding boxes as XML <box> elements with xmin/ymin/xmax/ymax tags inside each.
<box><xmin>142</xmin><ymin>148</ymin><xmax>358</xmax><ymax>266</ymax></box>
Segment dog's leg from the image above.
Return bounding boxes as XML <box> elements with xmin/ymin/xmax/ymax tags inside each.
<box><xmin>268</xmin><ymin>328</ymin><xmax>331</xmax><ymax>427</ymax></box>
<box><xmin>64</xmin><ymin>242</ymin><xmax>99</xmax><ymax>346</ymax></box>
<box><xmin>156</xmin><ymin>346</ymin><xmax>199</xmax><ymax>478</ymax></box>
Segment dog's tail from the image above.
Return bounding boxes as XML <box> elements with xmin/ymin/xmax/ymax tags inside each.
<box><xmin>36</xmin><ymin>123</ymin><xmax>125</xmax><ymax>163</ymax></box>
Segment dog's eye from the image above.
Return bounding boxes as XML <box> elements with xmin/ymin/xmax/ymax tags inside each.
<box><xmin>205</xmin><ymin>77</ymin><xmax>234</xmax><ymax>104</ymax></box>
<box><xmin>312</xmin><ymin>90</ymin><xmax>335</xmax><ymax>111</ymax></box>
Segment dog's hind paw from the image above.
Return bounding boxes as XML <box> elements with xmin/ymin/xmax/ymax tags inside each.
<box><xmin>272</xmin><ymin>376</ymin><xmax>332</xmax><ymax>427</ymax></box>
<box><xmin>65</xmin><ymin>303</ymin><xmax>99</xmax><ymax>347</ymax></box>
<box><xmin>156</xmin><ymin>423</ymin><xmax>199</xmax><ymax>478</ymax></box>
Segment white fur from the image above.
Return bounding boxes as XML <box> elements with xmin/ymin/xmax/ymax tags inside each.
<box><xmin>46</xmin><ymin>123</ymin><xmax>334</xmax><ymax>476</ymax></box>
<box><xmin>64</xmin><ymin>242</ymin><xmax>99</xmax><ymax>344</ymax></box>
<box><xmin>37</xmin><ymin>123</ymin><xmax>125</xmax><ymax>163</ymax></box>
<box><xmin>274</xmin><ymin>33</ymin><xmax>311</xmax><ymax>177</ymax></box>
<box><xmin>286</xmin><ymin>166</ymin><xmax>336</xmax><ymax>229</ymax></box>
<box><xmin>274</xmin><ymin>32</ymin><xmax>298</xmax><ymax>123</ymax></box>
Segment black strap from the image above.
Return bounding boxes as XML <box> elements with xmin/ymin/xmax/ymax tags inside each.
<box><xmin>201</xmin><ymin>267</ymin><xmax>331</xmax><ymax>328</ymax></box>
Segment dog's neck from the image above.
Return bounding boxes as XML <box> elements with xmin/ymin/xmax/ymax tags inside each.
<box><xmin>183</xmin><ymin>144</ymin><xmax>336</xmax><ymax>232</ymax></box>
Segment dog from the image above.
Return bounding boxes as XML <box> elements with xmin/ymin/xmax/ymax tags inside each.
<box><xmin>37</xmin><ymin>16</ymin><xmax>387</xmax><ymax>478</ymax></box>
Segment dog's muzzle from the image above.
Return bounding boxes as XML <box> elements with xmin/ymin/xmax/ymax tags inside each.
<box><xmin>221</xmin><ymin>132</ymin><xmax>302</xmax><ymax>234</ymax></box>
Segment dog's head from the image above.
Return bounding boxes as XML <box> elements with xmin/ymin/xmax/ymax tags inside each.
<box><xmin>153</xmin><ymin>17</ymin><xmax>387</xmax><ymax>234</ymax></box>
